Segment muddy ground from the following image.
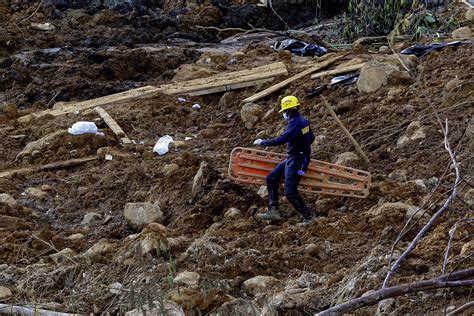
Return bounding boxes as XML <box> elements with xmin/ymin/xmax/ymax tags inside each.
<box><xmin>0</xmin><ymin>1</ymin><xmax>473</xmax><ymax>315</ymax></box>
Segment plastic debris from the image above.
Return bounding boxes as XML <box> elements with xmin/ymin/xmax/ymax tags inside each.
<box><xmin>31</xmin><ymin>23</ymin><xmax>56</xmax><ymax>31</ymax></box>
<box><xmin>273</xmin><ymin>39</ymin><xmax>327</xmax><ymax>57</ymax></box>
<box><xmin>153</xmin><ymin>135</ymin><xmax>174</xmax><ymax>155</ymax></box>
<box><xmin>308</xmin><ymin>73</ymin><xmax>359</xmax><ymax>97</ymax></box>
<box><xmin>192</xmin><ymin>104</ymin><xmax>201</xmax><ymax>109</ymax></box>
<box><xmin>177</xmin><ymin>97</ymin><xmax>187</xmax><ymax>103</ymax></box>
<box><xmin>400</xmin><ymin>41</ymin><xmax>465</xmax><ymax>58</ymax></box>
<box><xmin>105</xmin><ymin>154</ymin><xmax>113</xmax><ymax>161</ymax></box>
<box><xmin>68</xmin><ymin>122</ymin><xmax>104</xmax><ymax>136</ymax></box>
<box><xmin>185</xmin><ymin>137</ymin><xmax>193</xmax><ymax>141</ymax></box>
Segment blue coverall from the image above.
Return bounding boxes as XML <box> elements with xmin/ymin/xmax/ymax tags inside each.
<box><xmin>261</xmin><ymin>111</ymin><xmax>315</xmax><ymax>218</ymax></box>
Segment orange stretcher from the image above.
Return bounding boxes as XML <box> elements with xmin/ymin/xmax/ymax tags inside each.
<box><xmin>228</xmin><ymin>147</ymin><xmax>371</xmax><ymax>198</ymax></box>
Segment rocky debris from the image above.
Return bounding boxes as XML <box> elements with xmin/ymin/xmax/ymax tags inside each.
<box><xmin>183</xmin><ymin>237</ymin><xmax>225</xmax><ymax>266</ymax></box>
<box><xmin>375</xmin><ymin>298</ymin><xmax>396</xmax><ymax>315</ymax></box>
<box><xmin>167</xmin><ymin>287</ymin><xmax>230</xmax><ymax>313</ymax></box>
<box><xmin>460</xmin><ymin>240</ymin><xmax>474</xmax><ymax>257</ymax></box>
<box><xmin>173</xmin><ymin>271</ymin><xmax>200</xmax><ymax>286</ymax></box>
<box><xmin>304</xmin><ymin>243</ymin><xmax>319</xmax><ymax>256</ymax></box>
<box><xmin>81</xmin><ymin>212</ymin><xmax>102</xmax><ymax>225</ymax></box>
<box><xmin>411</xmin><ymin>177</ymin><xmax>438</xmax><ymax>190</ymax></box>
<box><xmin>357</xmin><ymin>54</ymin><xmax>417</xmax><ymax>93</ymax></box>
<box><xmin>444</xmin><ymin>76</ymin><xmax>463</xmax><ymax>93</ymax></box>
<box><xmin>241</xmin><ymin>103</ymin><xmax>263</xmax><ymax>129</ymax></box>
<box><xmin>67</xmin><ymin>233</ymin><xmax>84</xmax><ymax>241</ymax></box>
<box><xmin>163</xmin><ymin>163</ymin><xmax>179</xmax><ymax>176</ymax></box>
<box><xmin>25</xmin><ymin>187</ymin><xmax>49</xmax><ymax>199</ymax></box>
<box><xmin>219</xmin><ymin>91</ymin><xmax>236</xmax><ymax>108</ymax></box>
<box><xmin>467</xmin><ymin>8</ymin><xmax>474</xmax><ymax>21</ymax></box>
<box><xmin>108</xmin><ymin>282</ymin><xmax>123</xmax><ymax>295</ymax></box>
<box><xmin>173</xmin><ymin>64</ymin><xmax>218</xmax><ymax>82</ymax></box>
<box><xmin>0</xmin><ymin>193</ymin><xmax>17</xmax><ymax>207</ymax></box>
<box><xmin>0</xmin><ymin>286</ymin><xmax>12</xmax><ymax>299</ymax></box>
<box><xmin>334</xmin><ymin>152</ymin><xmax>361</xmax><ymax>168</ymax></box>
<box><xmin>1</xmin><ymin>102</ymin><xmax>18</xmax><ymax>119</ymax></box>
<box><xmin>50</xmin><ymin>248</ymin><xmax>76</xmax><ymax>264</ymax></box>
<box><xmin>368</xmin><ymin>202</ymin><xmax>423</xmax><ymax>228</ymax></box>
<box><xmin>388</xmin><ymin>169</ymin><xmax>407</xmax><ymax>182</ymax></box>
<box><xmin>191</xmin><ymin>161</ymin><xmax>212</xmax><ymax>200</ymax></box>
<box><xmin>242</xmin><ymin>275</ymin><xmax>279</xmax><ymax>296</ymax></box>
<box><xmin>451</xmin><ymin>26</ymin><xmax>472</xmax><ymax>39</ymax></box>
<box><xmin>397</xmin><ymin>121</ymin><xmax>426</xmax><ymax>147</ymax></box>
<box><xmin>257</xmin><ymin>185</ymin><xmax>268</xmax><ymax>199</ymax></box>
<box><xmin>125</xmin><ymin>300</ymin><xmax>184</xmax><ymax>316</ymax></box>
<box><xmin>15</xmin><ymin>130</ymin><xmax>68</xmax><ymax>161</ymax></box>
<box><xmin>83</xmin><ymin>239</ymin><xmax>116</xmax><ymax>258</ymax></box>
<box><xmin>124</xmin><ymin>202</ymin><xmax>164</xmax><ymax>231</ymax></box>
<box><xmin>224</xmin><ymin>207</ymin><xmax>242</xmax><ymax>220</ymax></box>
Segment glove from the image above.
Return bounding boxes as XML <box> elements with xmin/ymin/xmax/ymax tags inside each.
<box><xmin>298</xmin><ymin>170</ymin><xmax>305</xmax><ymax>176</ymax></box>
<box><xmin>253</xmin><ymin>139</ymin><xmax>263</xmax><ymax>146</ymax></box>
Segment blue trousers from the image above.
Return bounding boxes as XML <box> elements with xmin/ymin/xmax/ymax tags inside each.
<box><xmin>266</xmin><ymin>156</ymin><xmax>311</xmax><ymax>218</ymax></box>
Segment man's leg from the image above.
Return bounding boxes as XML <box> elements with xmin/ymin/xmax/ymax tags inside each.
<box><xmin>284</xmin><ymin>158</ymin><xmax>313</xmax><ymax>220</ymax></box>
<box><xmin>257</xmin><ymin>161</ymin><xmax>285</xmax><ymax>221</ymax></box>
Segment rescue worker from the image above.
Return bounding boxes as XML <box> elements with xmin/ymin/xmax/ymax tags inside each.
<box><xmin>253</xmin><ymin>96</ymin><xmax>315</xmax><ymax>224</ymax></box>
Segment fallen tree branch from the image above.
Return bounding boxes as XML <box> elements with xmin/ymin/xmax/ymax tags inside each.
<box><xmin>447</xmin><ymin>301</ymin><xmax>474</xmax><ymax>316</ymax></box>
<box><xmin>443</xmin><ymin>218</ymin><xmax>474</xmax><ymax>274</ymax></box>
<box><xmin>316</xmin><ymin>268</ymin><xmax>474</xmax><ymax>316</ymax></box>
<box><xmin>382</xmin><ymin>118</ymin><xmax>460</xmax><ymax>288</ymax></box>
<box><xmin>0</xmin><ymin>304</ymin><xmax>83</xmax><ymax>316</ymax></box>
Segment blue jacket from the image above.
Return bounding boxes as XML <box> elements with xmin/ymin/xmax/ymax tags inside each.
<box><xmin>261</xmin><ymin>112</ymin><xmax>315</xmax><ymax>171</ymax></box>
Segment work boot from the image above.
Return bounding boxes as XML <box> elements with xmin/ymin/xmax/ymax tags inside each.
<box><xmin>257</xmin><ymin>207</ymin><xmax>282</xmax><ymax>221</ymax></box>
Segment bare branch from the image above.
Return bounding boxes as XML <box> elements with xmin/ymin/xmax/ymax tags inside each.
<box><xmin>316</xmin><ymin>268</ymin><xmax>474</xmax><ymax>316</ymax></box>
<box><xmin>443</xmin><ymin>218</ymin><xmax>474</xmax><ymax>274</ymax></box>
<box><xmin>446</xmin><ymin>301</ymin><xmax>474</xmax><ymax>316</ymax></box>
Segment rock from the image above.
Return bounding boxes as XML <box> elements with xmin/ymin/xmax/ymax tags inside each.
<box><xmin>173</xmin><ymin>64</ymin><xmax>218</xmax><ymax>81</ymax></box>
<box><xmin>334</xmin><ymin>152</ymin><xmax>361</xmax><ymax>168</ymax></box>
<box><xmin>0</xmin><ymin>286</ymin><xmax>12</xmax><ymax>299</ymax></box>
<box><xmin>304</xmin><ymin>243</ymin><xmax>319</xmax><ymax>256</ymax></box>
<box><xmin>1</xmin><ymin>102</ymin><xmax>18</xmax><ymax>119</ymax></box>
<box><xmin>191</xmin><ymin>161</ymin><xmax>208</xmax><ymax>200</ymax></box>
<box><xmin>369</xmin><ymin>202</ymin><xmax>421</xmax><ymax>222</ymax></box>
<box><xmin>174</xmin><ymin>271</ymin><xmax>200</xmax><ymax>286</ymax></box>
<box><xmin>240</xmin><ymin>103</ymin><xmax>263</xmax><ymax>129</ymax></box>
<box><xmin>460</xmin><ymin>240</ymin><xmax>474</xmax><ymax>257</ymax></box>
<box><xmin>184</xmin><ymin>238</ymin><xmax>225</xmax><ymax>265</ymax></box>
<box><xmin>467</xmin><ymin>8</ymin><xmax>474</xmax><ymax>21</ymax></box>
<box><xmin>388</xmin><ymin>169</ymin><xmax>407</xmax><ymax>182</ymax></box>
<box><xmin>163</xmin><ymin>163</ymin><xmax>179</xmax><ymax>176</ymax></box>
<box><xmin>25</xmin><ymin>187</ymin><xmax>48</xmax><ymax>199</ymax></box>
<box><xmin>397</xmin><ymin>121</ymin><xmax>425</xmax><ymax>147</ymax></box>
<box><xmin>445</xmin><ymin>77</ymin><xmax>463</xmax><ymax>93</ymax></box>
<box><xmin>411</xmin><ymin>177</ymin><xmax>438</xmax><ymax>190</ymax></box>
<box><xmin>357</xmin><ymin>54</ymin><xmax>417</xmax><ymax>93</ymax></box>
<box><xmin>379</xmin><ymin>45</ymin><xmax>390</xmax><ymax>54</ymax></box>
<box><xmin>257</xmin><ymin>186</ymin><xmax>268</xmax><ymax>199</ymax></box>
<box><xmin>224</xmin><ymin>207</ymin><xmax>242</xmax><ymax>219</ymax></box>
<box><xmin>375</xmin><ymin>298</ymin><xmax>395</xmax><ymax>315</ymax></box>
<box><xmin>81</xmin><ymin>212</ymin><xmax>102</xmax><ymax>225</ymax></box>
<box><xmin>219</xmin><ymin>91</ymin><xmax>236</xmax><ymax>108</ymax></box>
<box><xmin>40</xmin><ymin>184</ymin><xmax>53</xmax><ymax>192</ymax></box>
<box><xmin>15</xmin><ymin>130</ymin><xmax>68</xmax><ymax>161</ymax></box>
<box><xmin>67</xmin><ymin>233</ymin><xmax>84</xmax><ymax>241</ymax></box>
<box><xmin>0</xmin><ymin>193</ymin><xmax>17</xmax><ymax>207</ymax></box>
<box><xmin>108</xmin><ymin>282</ymin><xmax>123</xmax><ymax>295</ymax></box>
<box><xmin>465</xmin><ymin>188</ymin><xmax>474</xmax><ymax>207</ymax></box>
<box><xmin>125</xmin><ymin>300</ymin><xmax>184</xmax><ymax>316</ymax></box>
<box><xmin>451</xmin><ymin>26</ymin><xmax>472</xmax><ymax>39</ymax></box>
<box><xmin>169</xmin><ymin>141</ymin><xmax>187</xmax><ymax>150</ymax></box>
<box><xmin>242</xmin><ymin>275</ymin><xmax>278</xmax><ymax>296</ymax></box>
<box><xmin>83</xmin><ymin>239</ymin><xmax>116</xmax><ymax>258</ymax></box>
<box><xmin>387</xmin><ymin>87</ymin><xmax>404</xmax><ymax>102</ymax></box>
<box><xmin>352</xmin><ymin>42</ymin><xmax>365</xmax><ymax>54</ymax></box>
<box><xmin>124</xmin><ymin>202</ymin><xmax>164</xmax><ymax>231</ymax></box>
<box><xmin>50</xmin><ymin>248</ymin><xmax>76</xmax><ymax>264</ymax></box>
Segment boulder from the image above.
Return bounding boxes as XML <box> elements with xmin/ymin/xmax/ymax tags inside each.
<box><xmin>242</xmin><ymin>275</ymin><xmax>278</xmax><ymax>296</ymax></box>
<box><xmin>0</xmin><ymin>286</ymin><xmax>12</xmax><ymax>299</ymax></box>
<box><xmin>125</xmin><ymin>300</ymin><xmax>184</xmax><ymax>316</ymax></box>
<box><xmin>397</xmin><ymin>121</ymin><xmax>426</xmax><ymax>147</ymax></box>
<box><xmin>174</xmin><ymin>271</ymin><xmax>200</xmax><ymax>286</ymax></box>
<box><xmin>334</xmin><ymin>152</ymin><xmax>361</xmax><ymax>168</ymax></box>
<box><xmin>240</xmin><ymin>103</ymin><xmax>263</xmax><ymax>129</ymax></box>
<box><xmin>124</xmin><ymin>202</ymin><xmax>164</xmax><ymax>230</ymax></box>
<box><xmin>0</xmin><ymin>193</ymin><xmax>17</xmax><ymax>207</ymax></box>
<box><xmin>451</xmin><ymin>26</ymin><xmax>472</xmax><ymax>39</ymax></box>
<box><xmin>81</xmin><ymin>212</ymin><xmax>102</xmax><ymax>225</ymax></box>
<box><xmin>368</xmin><ymin>202</ymin><xmax>422</xmax><ymax>224</ymax></box>
<box><xmin>357</xmin><ymin>54</ymin><xmax>417</xmax><ymax>93</ymax></box>
<box><xmin>15</xmin><ymin>130</ymin><xmax>68</xmax><ymax>161</ymax></box>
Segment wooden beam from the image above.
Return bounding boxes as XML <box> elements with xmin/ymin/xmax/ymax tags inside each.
<box><xmin>0</xmin><ymin>156</ymin><xmax>99</xmax><ymax>179</ymax></box>
<box><xmin>310</xmin><ymin>63</ymin><xmax>365</xmax><ymax>80</ymax></box>
<box><xmin>242</xmin><ymin>54</ymin><xmax>345</xmax><ymax>104</ymax></box>
<box><xmin>160</xmin><ymin>62</ymin><xmax>288</xmax><ymax>95</ymax></box>
<box><xmin>187</xmin><ymin>77</ymin><xmax>275</xmax><ymax>96</ymax></box>
<box><xmin>94</xmin><ymin>107</ymin><xmax>132</xmax><ymax>144</ymax></box>
<box><xmin>320</xmin><ymin>96</ymin><xmax>370</xmax><ymax>164</ymax></box>
<box><xmin>17</xmin><ymin>86</ymin><xmax>162</xmax><ymax>123</ymax></box>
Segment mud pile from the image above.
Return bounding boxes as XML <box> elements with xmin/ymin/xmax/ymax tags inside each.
<box><xmin>0</xmin><ymin>1</ymin><xmax>473</xmax><ymax>315</ymax></box>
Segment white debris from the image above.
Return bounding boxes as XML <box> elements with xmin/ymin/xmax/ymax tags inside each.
<box><xmin>177</xmin><ymin>97</ymin><xmax>187</xmax><ymax>103</ymax></box>
<box><xmin>153</xmin><ymin>135</ymin><xmax>174</xmax><ymax>155</ymax></box>
<box><xmin>192</xmin><ymin>104</ymin><xmax>201</xmax><ymax>109</ymax></box>
<box><xmin>68</xmin><ymin>122</ymin><xmax>103</xmax><ymax>136</ymax></box>
<box><xmin>105</xmin><ymin>154</ymin><xmax>113</xmax><ymax>161</ymax></box>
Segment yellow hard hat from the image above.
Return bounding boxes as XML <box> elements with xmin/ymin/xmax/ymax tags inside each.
<box><xmin>280</xmin><ymin>95</ymin><xmax>300</xmax><ymax>113</ymax></box>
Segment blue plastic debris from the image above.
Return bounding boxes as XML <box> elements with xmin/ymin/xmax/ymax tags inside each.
<box><xmin>400</xmin><ymin>41</ymin><xmax>466</xmax><ymax>58</ymax></box>
<box><xmin>273</xmin><ymin>39</ymin><xmax>327</xmax><ymax>57</ymax></box>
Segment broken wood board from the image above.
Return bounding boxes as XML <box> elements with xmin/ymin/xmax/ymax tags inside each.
<box><xmin>160</xmin><ymin>62</ymin><xmax>288</xmax><ymax>95</ymax></box>
<box><xmin>241</xmin><ymin>54</ymin><xmax>345</xmax><ymax>103</ymax></box>
<box><xmin>310</xmin><ymin>63</ymin><xmax>366</xmax><ymax>80</ymax></box>
<box><xmin>94</xmin><ymin>107</ymin><xmax>132</xmax><ymax>144</ymax></box>
<box><xmin>18</xmin><ymin>86</ymin><xmax>162</xmax><ymax>123</ymax></box>
<box><xmin>0</xmin><ymin>156</ymin><xmax>99</xmax><ymax>179</ymax></box>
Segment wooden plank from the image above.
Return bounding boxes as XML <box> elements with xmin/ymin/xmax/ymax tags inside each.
<box><xmin>94</xmin><ymin>107</ymin><xmax>131</xmax><ymax>144</ymax></box>
<box><xmin>310</xmin><ymin>63</ymin><xmax>365</xmax><ymax>80</ymax></box>
<box><xmin>242</xmin><ymin>54</ymin><xmax>345</xmax><ymax>103</ymax></box>
<box><xmin>161</xmin><ymin>63</ymin><xmax>288</xmax><ymax>95</ymax></box>
<box><xmin>187</xmin><ymin>77</ymin><xmax>275</xmax><ymax>96</ymax></box>
<box><xmin>18</xmin><ymin>86</ymin><xmax>162</xmax><ymax>122</ymax></box>
<box><xmin>0</xmin><ymin>156</ymin><xmax>99</xmax><ymax>179</ymax></box>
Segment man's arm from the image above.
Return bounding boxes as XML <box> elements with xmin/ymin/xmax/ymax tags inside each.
<box><xmin>261</xmin><ymin>120</ymin><xmax>299</xmax><ymax>147</ymax></box>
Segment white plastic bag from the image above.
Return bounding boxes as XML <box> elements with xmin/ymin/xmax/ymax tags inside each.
<box><xmin>68</xmin><ymin>122</ymin><xmax>103</xmax><ymax>135</ymax></box>
<box><xmin>153</xmin><ymin>135</ymin><xmax>174</xmax><ymax>155</ymax></box>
